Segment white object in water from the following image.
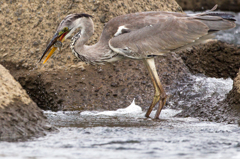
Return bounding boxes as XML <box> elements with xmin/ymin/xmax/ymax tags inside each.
<box><xmin>80</xmin><ymin>99</ymin><xmax>142</xmax><ymax>116</ymax></box>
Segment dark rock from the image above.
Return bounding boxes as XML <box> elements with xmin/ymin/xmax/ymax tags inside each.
<box><xmin>0</xmin><ymin>65</ymin><xmax>54</xmax><ymax>141</ymax></box>
<box><xmin>176</xmin><ymin>41</ymin><xmax>240</xmax><ymax>123</ymax></box>
<box><xmin>176</xmin><ymin>0</ymin><xmax>240</xmax><ymax>12</ymax></box>
<box><xmin>179</xmin><ymin>41</ymin><xmax>240</xmax><ymax>79</ymax></box>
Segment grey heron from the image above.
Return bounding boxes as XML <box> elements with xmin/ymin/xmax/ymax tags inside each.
<box><xmin>39</xmin><ymin>5</ymin><xmax>236</xmax><ymax>119</ymax></box>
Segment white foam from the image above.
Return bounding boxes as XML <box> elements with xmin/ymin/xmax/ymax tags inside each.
<box><xmin>80</xmin><ymin>99</ymin><xmax>142</xmax><ymax>117</ymax></box>
<box><xmin>148</xmin><ymin>109</ymin><xmax>182</xmax><ymax>119</ymax></box>
<box><xmin>80</xmin><ymin>99</ymin><xmax>185</xmax><ymax>120</ymax></box>
<box><xmin>192</xmin><ymin>76</ymin><xmax>233</xmax><ymax>100</ymax></box>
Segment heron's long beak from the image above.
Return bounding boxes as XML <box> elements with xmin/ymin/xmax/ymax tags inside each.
<box><xmin>39</xmin><ymin>32</ymin><xmax>67</xmax><ymax>64</ymax></box>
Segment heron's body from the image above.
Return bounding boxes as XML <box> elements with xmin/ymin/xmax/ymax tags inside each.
<box><xmin>40</xmin><ymin>5</ymin><xmax>236</xmax><ymax>119</ymax></box>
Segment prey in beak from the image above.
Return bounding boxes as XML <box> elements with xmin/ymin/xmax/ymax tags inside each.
<box><xmin>39</xmin><ymin>27</ymin><xmax>69</xmax><ymax>64</ymax></box>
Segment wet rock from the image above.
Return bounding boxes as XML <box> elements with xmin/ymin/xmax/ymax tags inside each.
<box><xmin>176</xmin><ymin>41</ymin><xmax>240</xmax><ymax>123</ymax></box>
<box><xmin>223</xmin><ymin>69</ymin><xmax>240</xmax><ymax>119</ymax></box>
<box><xmin>179</xmin><ymin>41</ymin><xmax>240</xmax><ymax>79</ymax></box>
<box><xmin>176</xmin><ymin>0</ymin><xmax>240</xmax><ymax>12</ymax></box>
<box><xmin>0</xmin><ymin>65</ymin><xmax>54</xmax><ymax>141</ymax></box>
<box><xmin>176</xmin><ymin>88</ymin><xmax>240</xmax><ymax>124</ymax></box>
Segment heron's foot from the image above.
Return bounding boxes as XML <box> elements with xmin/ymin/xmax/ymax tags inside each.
<box><xmin>145</xmin><ymin>114</ymin><xmax>151</xmax><ymax>118</ymax></box>
<box><xmin>145</xmin><ymin>94</ymin><xmax>167</xmax><ymax>119</ymax></box>
<box><xmin>154</xmin><ymin>95</ymin><xmax>167</xmax><ymax>119</ymax></box>
<box><xmin>145</xmin><ymin>94</ymin><xmax>161</xmax><ymax>118</ymax></box>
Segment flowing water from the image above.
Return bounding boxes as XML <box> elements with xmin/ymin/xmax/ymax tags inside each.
<box><xmin>0</xmin><ymin>76</ymin><xmax>240</xmax><ymax>159</ymax></box>
<box><xmin>1</xmin><ymin>12</ymin><xmax>240</xmax><ymax>159</ymax></box>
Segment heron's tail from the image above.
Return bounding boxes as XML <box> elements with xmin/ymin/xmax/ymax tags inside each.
<box><xmin>204</xmin><ymin>12</ymin><xmax>236</xmax><ymax>21</ymax></box>
<box><xmin>191</xmin><ymin>5</ymin><xmax>236</xmax><ymax>31</ymax></box>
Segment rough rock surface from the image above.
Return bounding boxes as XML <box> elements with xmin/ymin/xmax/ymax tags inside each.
<box><xmin>0</xmin><ymin>0</ymin><xmax>183</xmax><ymax>111</ymax></box>
<box><xmin>0</xmin><ymin>0</ymin><xmax>182</xmax><ymax>68</ymax></box>
<box><xmin>179</xmin><ymin>41</ymin><xmax>240</xmax><ymax>79</ymax></box>
<box><xmin>0</xmin><ymin>65</ymin><xmax>53</xmax><ymax>141</ymax></box>
<box><xmin>176</xmin><ymin>0</ymin><xmax>240</xmax><ymax>11</ymax></box>
<box><xmin>176</xmin><ymin>41</ymin><xmax>240</xmax><ymax>123</ymax></box>
<box><xmin>225</xmin><ymin>69</ymin><xmax>240</xmax><ymax>119</ymax></box>
<box><xmin>3</xmin><ymin>53</ymin><xmax>190</xmax><ymax>111</ymax></box>
<box><xmin>176</xmin><ymin>70</ymin><xmax>240</xmax><ymax>124</ymax></box>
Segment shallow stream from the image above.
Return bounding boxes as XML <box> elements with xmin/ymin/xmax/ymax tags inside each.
<box><xmin>0</xmin><ymin>76</ymin><xmax>240</xmax><ymax>159</ymax></box>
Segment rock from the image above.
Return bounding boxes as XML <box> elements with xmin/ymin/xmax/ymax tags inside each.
<box><xmin>4</xmin><ymin>53</ymin><xmax>190</xmax><ymax>112</ymax></box>
<box><xmin>0</xmin><ymin>65</ymin><xmax>54</xmax><ymax>141</ymax></box>
<box><xmin>176</xmin><ymin>0</ymin><xmax>240</xmax><ymax>12</ymax></box>
<box><xmin>224</xmin><ymin>69</ymin><xmax>240</xmax><ymax>118</ymax></box>
<box><xmin>1</xmin><ymin>0</ymin><xmax>239</xmax><ymax>124</ymax></box>
<box><xmin>176</xmin><ymin>70</ymin><xmax>240</xmax><ymax>124</ymax></box>
<box><xmin>179</xmin><ymin>41</ymin><xmax>240</xmax><ymax>79</ymax></box>
<box><xmin>0</xmin><ymin>0</ymin><xmax>182</xmax><ymax>68</ymax></box>
<box><xmin>176</xmin><ymin>41</ymin><xmax>240</xmax><ymax>123</ymax></box>
<box><xmin>0</xmin><ymin>0</ymin><xmax>184</xmax><ymax>112</ymax></box>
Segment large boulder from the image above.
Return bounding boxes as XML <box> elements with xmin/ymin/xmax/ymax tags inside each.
<box><xmin>0</xmin><ymin>0</ymin><xmax>182</xmax><ymax>68</ymax></box>
<box><xmin>4</xmin><ymin>53</ymin><xmax>190</xmax><ymax>111</ymax></box>
<box><xmin>0</xmin><ymin>65</ymin><xmax>53</xmax><ymax>141</ymax></box>
<box><xmin>176</xmin><ymin>70</ymin><xmax>240</xmax><ymax>124</ymax></box>
<box><xmin>0</xmin><ymin>0</ymin><xmax>184</xmax><ymax>111</ymax></box>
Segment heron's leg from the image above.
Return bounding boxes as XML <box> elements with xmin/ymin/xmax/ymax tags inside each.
<box><xmin>143</xmin><ymin>59</ymin><xmax>160</xmax><ymax>118</ymax></box>
<box><xmin>144</xmin><ymin>58</ymin><xmax>167</xmax><ymax>119</ymax></box>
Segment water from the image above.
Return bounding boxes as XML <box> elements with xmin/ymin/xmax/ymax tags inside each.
<box><xmin>214</xmin><ymin>12</ymin><xmax>240</xmax><ymax>45</ymax></box>
<box><xmin>1</xmin><ymin>11</ymin><xmax>240</xmax><ymax>159</ymax></box>
<box><xmin>168</xmin><ymin>75</ymin><xmax>233</xmax><ymax>109</ymax></box>
<box><xmin>0</xmin><ymin>76</ymin><xmax>239</xmax><ymax>159</ymax></box>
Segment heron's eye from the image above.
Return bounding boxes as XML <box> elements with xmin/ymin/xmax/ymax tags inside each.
<box><xmin>59</xmin><ymin>27</ymin><xmax>69</xmax><ymax>35</ymax></box>
<box><xmin>63</xmin><ymin>27</ymin><xmax>69</xmax><ymax>32</ymax></box>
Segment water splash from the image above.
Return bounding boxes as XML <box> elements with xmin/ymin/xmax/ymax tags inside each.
<box><xmin>168</xmin><ymin>75</ymin><xmax>233</xmax><ymax>108</ymax></box>
<box><xmin>80</xmin><ymin>99</ymin><xmax>142</xmax><ymax>117</ymax></box>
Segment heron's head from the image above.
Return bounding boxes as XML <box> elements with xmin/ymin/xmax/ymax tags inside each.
<box><xmin>39</xmin><ymin>13</ymin><xmax>93</xmax><ymax>64</ymax></box>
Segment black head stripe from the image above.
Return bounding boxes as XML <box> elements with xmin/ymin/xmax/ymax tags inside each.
<box><xmin>66</xmin><ymin>14</ymin><xmax>93</xmax><ymax>25</ymax></box>
<box><xmin>58</xmin><ymin>13</ymin><xmax>93</xmax><ymax>30</ymax></box>
<box><xmin>74</xmin><ymin>13</ymin><xmax>93</xmax><ymax>19</ymax></box>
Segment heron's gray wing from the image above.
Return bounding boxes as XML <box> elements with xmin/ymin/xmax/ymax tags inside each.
<box><xmin>109</xmin><ymin>16</ymin><xmax>210</xmax><ymax>59</ymax></box>
<box><xmin>100</xmin><ymin>11</ymin><xmax>188</xmax><ymax>41</ymax></box>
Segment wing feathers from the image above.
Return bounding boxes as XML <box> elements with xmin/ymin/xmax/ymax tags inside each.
<box><xmin>109</xmin><ymin>17</ymin><xmax>208</xmax><ymax>58</ymax></box>
<box><xmin>108</xmin><ymin>11</ymin><xmax>236</xmax><ymax>59</ymax></box>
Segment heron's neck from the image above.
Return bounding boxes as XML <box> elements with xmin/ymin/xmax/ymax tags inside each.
<box><xmin>75</xmin><ymin>17</ymin><xmax>94</xmax><ymax>47</ymax></box>
<box><xmin>70</xmin><ymin>18</ymin><xmax>110</xmax><ymax>62</ymax></box>
<box><xmin>70</xmin><ymin>18</ymin><xmax>95</xmax><ymax>61</ymax></box>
